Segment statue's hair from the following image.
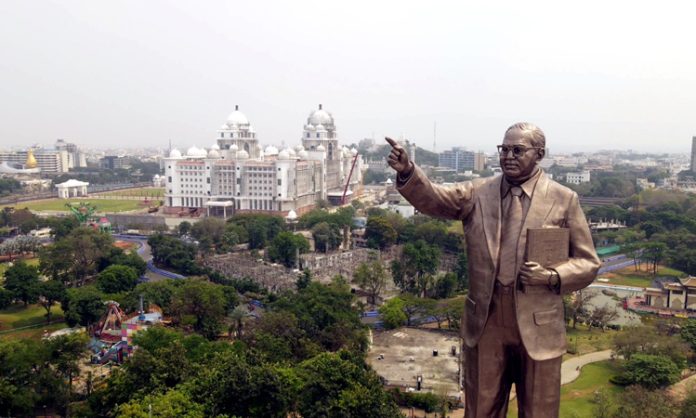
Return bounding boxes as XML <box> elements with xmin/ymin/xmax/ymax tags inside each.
<box><xmin>505</xmin><ymin>122</ymin><xmax>546</xmax><ymax>149</ymax></box>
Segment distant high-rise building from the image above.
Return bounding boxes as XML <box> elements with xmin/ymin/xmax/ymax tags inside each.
<box><xmin>55</xmin><ymin>139</ymin><xmax>87</xmax><ymax>168</ymax></box>
<box><xmin>691</xmin><ymin>136</ymin><xmax>696</xmax><ymax>172</ymax></box>
<box><xmin>439</xmin><ymin>147</ymin><xmax>485</xmax><ymax>171</ymax></box>
<box><xmin>0</xmin><ymin>149</ymin><xmax>69</xmax><ymax>173</ymax></box>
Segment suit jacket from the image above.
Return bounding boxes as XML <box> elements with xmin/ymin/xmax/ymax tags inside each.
<box><xmin>397</xmin><ymin>165</ymin><xmax>600</xmax><ymax>360</ymax></box>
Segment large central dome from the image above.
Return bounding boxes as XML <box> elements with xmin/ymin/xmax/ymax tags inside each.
<box><xmin>307</xmin><ymin>104</ymin><xmax>334</xmax><ymax>129</ymax></box>
<box><xmin>225</xmin><ymin>105</ymin><xmax>250</xmax><ymax>127</ymax></box>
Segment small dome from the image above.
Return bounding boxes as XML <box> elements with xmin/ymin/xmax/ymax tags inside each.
<box><xmin>385</xmin><ymin>178</ymin><xmax>393</xmax><ymax>184</ymax></box>
<box><xmin>286</xmin><ymin>148</ymin><xmax>296</xmax><ymax>157</ymax></box>
<box><xmin>298</xmin><ymin>150</ymin><xmax>309</xmax><ymax>159</ymax></box>
<box><xmin>286</xmin><ymin>210</ymin><xmax>298</xmax><ymax>220</ymax></box>
<box><xmin>237</xmin><ymin>150</ymin><xmax>249</xmax><ymax>159</ymax></box>
<box><xmin>278</xmin><ymin>150</ymin><xmax>290</xmax><ymax>160</ymax></box>
<box><xmin>220</xmin><ymin>124</ymin><xmax>228</xmax><ymax>130</ymax></box>
<box><xmin>211</xmin><ymin>143</ymin><xmax>220</xmax><ymax>150</ymax></box>
<box><xmin>315</xmin><ymin>124</ymin><xmax>326</xmax><ymax>132</ymax></box>
<box><xmin>207</xmin><ymin>149</ymin><xmax>220</xmax><ymax>159</ymax></box>
<box><xmin>230</xmin><ymin>144</ymin><xmax>239</xmax><ymax>151</ymax></box>
<box><xmin>264</xmin><ymin>146</ymin><xmax>279</xmax><ymax>155</ymax></box>
<box><xmin>169</xmin><ymin>148</ymin><xmax>182</xmax><ymax>158</ymax></box>
<box><xmin>294</xmin><ymin>144</ymin><xmax>305</xmax><ymax>153</ymax></box>
<box><xmin>350</xmin><ymin>147</ymin><xmax>358</xmax><ymax>156</ymax></box>
<box><xmin>186</xmin><ymin>146</ymin><xmax>206</xmax><ymax>157</ymax></box>
<box><xmin>317</xmin><ymin>144</ymin><xmax>326</xmax><ymax>152</ymax></box>
<box><xmin>153</xmin><ymin>174</ymin><xmax>161</xmax><ymax>179</ymax></box>
<box><xmin>306</xmin><ymin>124</ymin><xmax>316</xmax><ymax>131</ymax></box>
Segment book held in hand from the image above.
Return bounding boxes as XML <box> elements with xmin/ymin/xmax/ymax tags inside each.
<box><xmin>525</xmin><ymin>228</ymin><xmax>569</xmax><ymax>267</ymax></box>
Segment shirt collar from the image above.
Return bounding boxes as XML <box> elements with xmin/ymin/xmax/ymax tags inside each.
<box><xmin>501</xmin><ymin>168</ymin><xmax>542</xmax><ymax>198</ymax></box>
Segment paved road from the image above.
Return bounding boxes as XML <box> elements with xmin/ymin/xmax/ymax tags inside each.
<box><xmin>560</xmin><ymin>349</ymin><xmax>614</xmax><ymax>385</ymax></box>
<box><xmin>113</xmin><ymin>234</ymin><xmax>184</xmax><ymax>281</ymax></box>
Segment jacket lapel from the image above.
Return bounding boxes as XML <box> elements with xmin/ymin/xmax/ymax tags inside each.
<box><xmin>479</xmin><ymin>176</ymin><xmax>502</xmax><ymax>267</ymax></box>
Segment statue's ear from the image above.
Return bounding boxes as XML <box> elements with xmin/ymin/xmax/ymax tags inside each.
<box><xmin>537</xmin><ymin>148</ymin><xmax>546</xmax><ymax>161</ymax></box>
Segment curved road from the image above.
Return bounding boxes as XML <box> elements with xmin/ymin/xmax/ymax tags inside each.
<box><xmin>560</xmin><ymin>349</ymin><xmax>614</xmax><ymax>385</ymax></box>
<box><xmin>113</xmin><ymin>234</ymin><xmax>185</xmax><ymax>281</ymax></box>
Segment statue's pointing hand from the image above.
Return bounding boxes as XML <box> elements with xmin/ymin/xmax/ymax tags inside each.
<box><xmin>386</xmin><ymin>137</ymin><xmax>413</xmax><ymax>177</ymax></box>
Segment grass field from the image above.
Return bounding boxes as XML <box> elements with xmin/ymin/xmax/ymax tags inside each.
<box><xmin>598</xmin><ymin>265</ymin><xmax>685</xmax><ymax>288</ymax></box>
<box><xmin>98</xmin><ymin>187</ymin><xmax>164</xmax><ymax>198</ymax></box>
<box><xmin>0</xmin><ymin>321</ymin><xmax>68</xmax><ymax>341</ymax></box>
<box><xmin>3</xmin><ymin>198</ymin><xmax>145</xmax><ymax>213</ymax></box>
<box><xmin>507</xmin><ymin>360</ymin><xmax>624</xmax><ymax>417</ymax></box>
<box><xmin>0</xmin><ymin>303</ymin><xmax>64</xmax><ymax>331</ymax></box>
<box><xmin>565</xmin><ymin>324</ymin><xmax>621</xmax><ymax>358</ymax></box>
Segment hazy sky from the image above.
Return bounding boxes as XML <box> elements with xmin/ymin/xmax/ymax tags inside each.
<box><xmin>1</xmin><ymin>1</ymin><xmax>695</xmax><ymax>154</ymax></box>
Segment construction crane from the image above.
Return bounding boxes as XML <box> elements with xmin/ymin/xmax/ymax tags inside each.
<box><xmin>341</xmin><ymin>152</ymin><xmax>360</xmax><ymax>205</ymax></box>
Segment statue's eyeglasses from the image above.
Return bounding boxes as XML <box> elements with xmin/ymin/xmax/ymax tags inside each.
<box><xmin>497</xmin><ymin>145</ymin><xmax>543</xmax><ymax>158</ymax></box>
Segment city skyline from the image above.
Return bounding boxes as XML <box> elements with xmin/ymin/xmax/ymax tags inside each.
<box><xmin>1</xmin><ymin>1</ymin><xmax>695</xmax><ymax>153</ymax></box>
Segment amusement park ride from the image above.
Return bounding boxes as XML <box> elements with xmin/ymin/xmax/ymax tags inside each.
<box><xmin>65</xmin><ymin>202</ymin><xmax>111</xmax><ymax>232</ymax></box>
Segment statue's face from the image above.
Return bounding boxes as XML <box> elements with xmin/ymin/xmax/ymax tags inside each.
<box><xmin>499</xmin><ymin>129</ymin><xmax>543</xmax><ymax>181</ymax></box>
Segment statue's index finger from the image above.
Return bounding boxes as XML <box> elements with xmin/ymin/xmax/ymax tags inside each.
<box><xmin>385</xmin><ymin>137</ymin><xmax>398</xmax><ymax>148</ymax></box>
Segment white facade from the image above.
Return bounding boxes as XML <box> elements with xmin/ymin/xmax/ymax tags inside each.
<box><xmin>0</xmin><ymin>149</ymin><xmax>69</xmax><ymax>173</ymax></box>
<box><xmin>56</xmin><ymin>179</ymin><xmax>89</xmax><ymax>198</ymax></box>
<box><xmin>163</xmin><ymin>105</ymin><xmax>363</xmax><ymax>216</ymax></box>
<box><xmin>565</xmin><ymin>170</ymin><xmax>591</xmax><ymax>185</ymax></box>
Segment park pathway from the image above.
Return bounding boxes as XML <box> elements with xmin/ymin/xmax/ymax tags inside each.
<box><xmin>560</xmin><ymin>349</ymin><xmax>614</xmax><ymax>385</ymax></box>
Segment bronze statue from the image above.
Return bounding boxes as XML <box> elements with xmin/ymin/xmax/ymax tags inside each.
<box><xmin>386</xmin><ymin>123</ymin><xmax>600</xmax><ymax>418</ymax></box>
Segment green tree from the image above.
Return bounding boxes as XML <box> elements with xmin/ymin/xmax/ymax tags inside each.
<box><xmin>680</xmin><ymin>320</ymin><xmax>696</xmax><ymax>351</ymax></box>
<box><xmin>379</xmin><ymin>297</ymin><xmax>407</xmax><ymax>329</ymax></box>
<box><xmin>187</xmin><ymin>350</ymin><xmax>295</xmax><ymax>418</ymax></box>
<box><xmin>613</xmin><ymin>385</ymin><xmax>675</xmax><ymax>418</ymax></box>
<box><xmin>190</xmin><ymin>217</ymin><xmax>226</xmax><ymax>254</ymax></box>
<box><xmin>37</xmin><ymin>280</ymin><xmax>66</xmax><ymax>322</ymax></box>
<box><xmin>40</xmin><ymin>227</ymin><xmax>114</xmax><ymax>286</ymax></box>
<box><xmin>63</xmin><ymin>286</ymin><xmax>105</xmax><ymax>327</ymax></box>
<box><xmin>455</xmin><ymin>252</ymin><xmax>469</xmax><ymax>291</ymax></box>
<box><xmin>0</xmin><ymin>288</ymin><xmax>12</xmax><ymax>309</ymax></box>
<box><xmin>267</xmin><ymin>232</ymin><xmax>309</xmax><ymax>268</ymax></box>
<box><xmin>392</xmin><ymin>240</ymin><xmax>440</xmax><ymax>297</ymax></box>
<box><xmin>177</xmin><ymin>221</ymin><xmax>192</xmax><ymax>236</ymax></box>
<box><xmin>296</xmin><ymin>351</ymin><xmax>400</xmax><ymax>418</ymax></box>
<box><xmin>170</xmin><ymin>279</ymin><xmax>226</xmax><ymax>339</ymax></box>
<box><xmin>641</xmin><ymin>241</ymin><xmax>667</xmax><ymax>275</ymax></box>
<box><xmin>352</xmin><ymin>260</ymin><xmax>388</xmax><ymax>305</ymax></box>
<box><xmin>621</xmin><ymin>354</ymin><xmax>681</xmax><ymax>389</ymax></box>
<box><xmin>97</xmin><ymin>265</ymin><xmax>139</xmax><ymax>294</ymax></box>
<box><xmin>365</xmin><ymin>216</ymin><xmax>397</xmax><ymax>249</ymax></box>
<box><xmin>117</xmin><ymin>389</ymin><xmax>205</xmax><ymax>418</ymax></box>
<box><xmin>312</xmin><ymin>221</ymin><xmax>342</xmax><ymax>252</ymax></box>
<box><xmin>3</xmin><ymin>261</ymin><xmax>40</xmax><ymax>306</ymax></box>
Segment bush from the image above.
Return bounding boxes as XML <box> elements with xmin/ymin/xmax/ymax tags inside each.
<box><xmin>389</xmin><ymin>389</ymin><xmax>445</xmax><ymax>413</ymax></box>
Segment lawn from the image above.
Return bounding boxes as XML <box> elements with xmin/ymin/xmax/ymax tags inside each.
<box><xmin>507</xmin><ymin>360</ymin><xmax>624</xmax><ymax>417</ymax></box>
<box><xmin>598</xmin><ymin>265</ymin><xmax>686</xmax><ymax>288</ymax></box>
<box><xmin>98</xmin><ymin>187</ymin><xmax>164</xmax><ymax>198</ymax></box>
<box><xmin>565</xmin><ymin>324</ymin><xmax>621</xmax><ymax>358</ymax></box>
<box><xmin>0</xmin><ymin>321</ymin><xmax>68</xmax><ymax>341</ymax></box>
<box><xmin>3</xmin><ymin>198</ymin><xmax>145</xmax><ymax>213</ymax></box>
<box><xmin>0</xmin><ymin>257</ymin><xmax>39</xmax><ymax>283</ymax></box>
<box><xmin>0</xmin><ymin>303</ymin><xmax>64</xmax><ymax>331</ymax></box>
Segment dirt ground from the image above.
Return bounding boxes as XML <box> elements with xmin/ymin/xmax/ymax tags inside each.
<box><xmin>368</xmin><ymin>327</ymin><xmax>463</xmax><ymax>398</ymax></box>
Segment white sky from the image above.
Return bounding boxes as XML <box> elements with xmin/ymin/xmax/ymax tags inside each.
<box><xmin>1</xmin><ymin>0</ymin><xmax>695</xmax><ymax>154</ymax></box>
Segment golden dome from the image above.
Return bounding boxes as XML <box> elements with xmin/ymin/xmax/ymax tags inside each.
<box><xmin>25</xmin><ymin>149</ymin><xmax>37</xmax><ymax>169</ymax></box>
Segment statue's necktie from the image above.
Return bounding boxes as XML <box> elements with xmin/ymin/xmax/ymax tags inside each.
<box><xmin>497</xmin><ymin>186</ymin><xmax>523</xmax><ymax>285</ymax></box>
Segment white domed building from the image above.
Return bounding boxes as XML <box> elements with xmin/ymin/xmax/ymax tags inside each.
<box><xmin>162</xmin><ymin>104</ymin><xmax>364</xmax><ymax>217</ymax></box>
